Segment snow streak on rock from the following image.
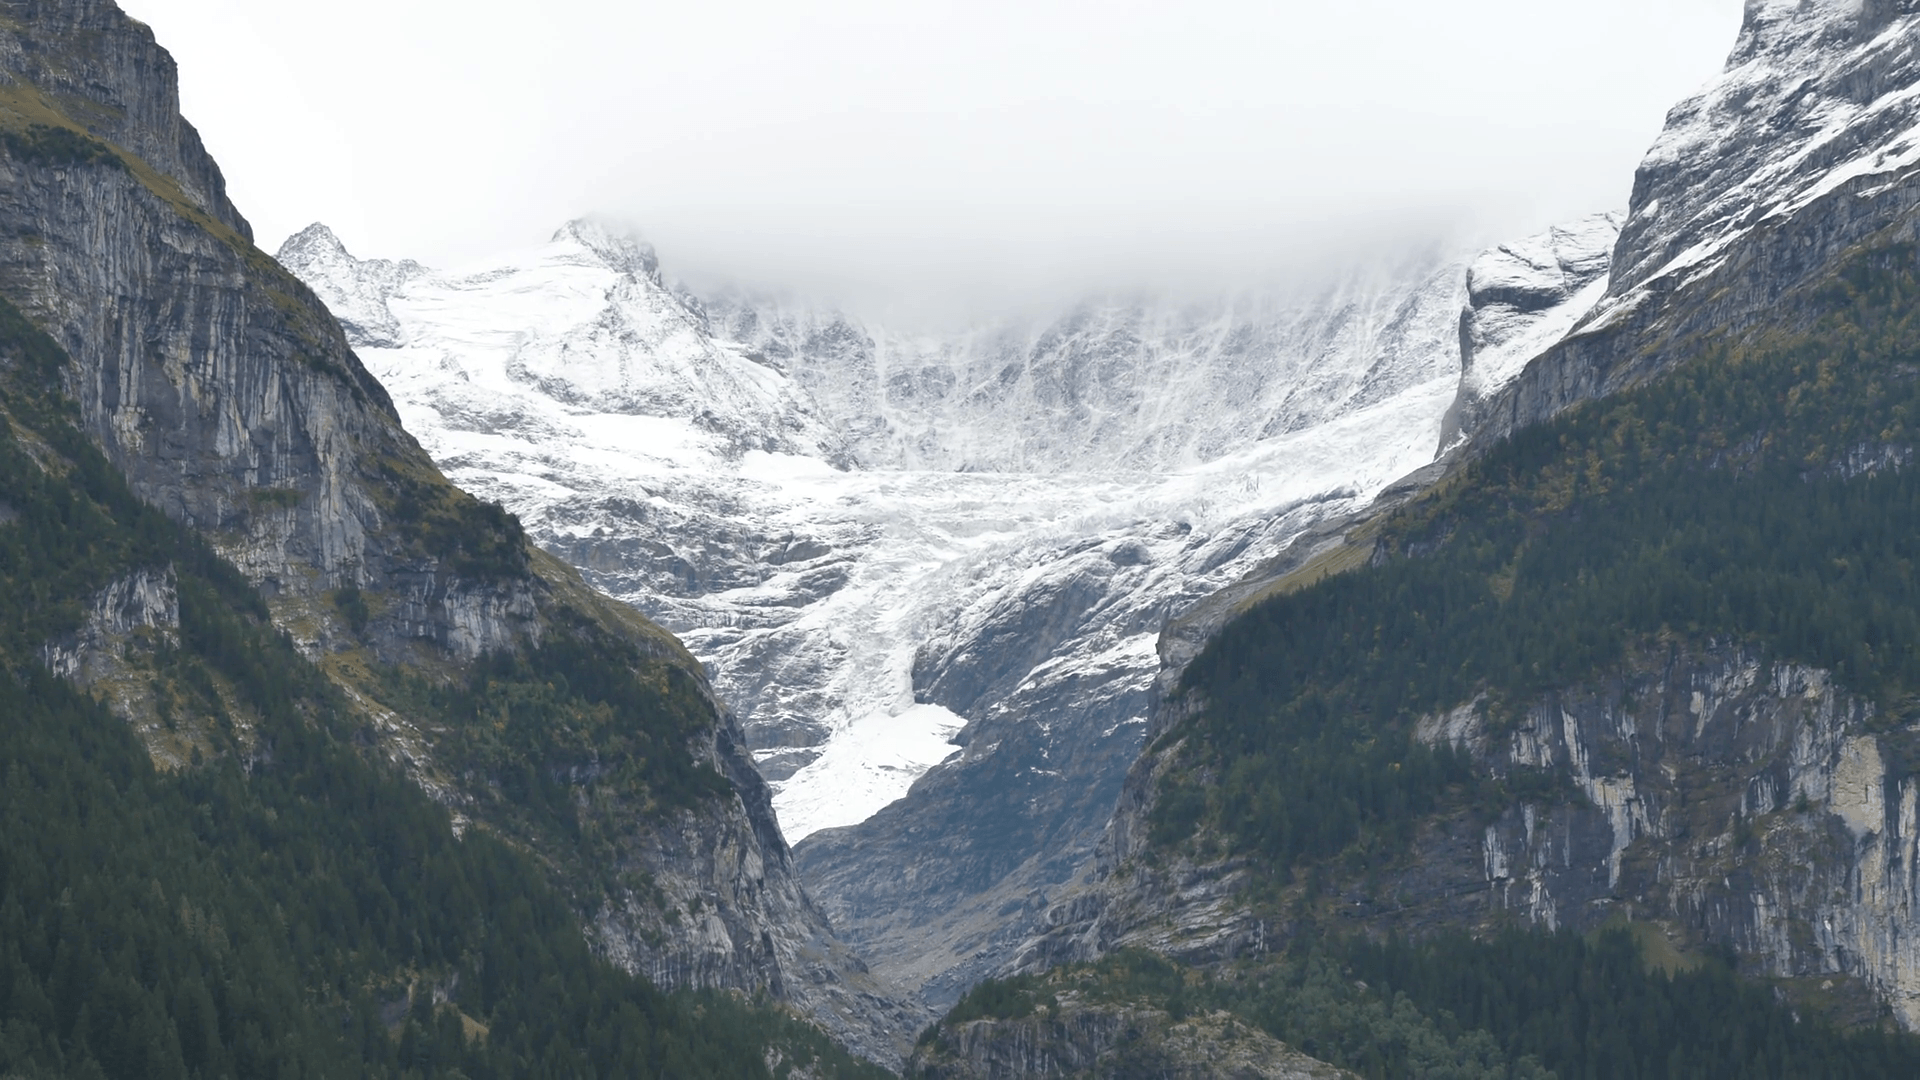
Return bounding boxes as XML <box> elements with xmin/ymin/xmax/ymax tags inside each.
<box><xmin>1443</xmin><ymin>214</ymin><xmax>1622</xmax><ymax>447</ymax></box>
<box><xmin>281</xmin><ymin>222</ymin><xmax>1580</xmax><ymax>846</ymax></box>
<box><xmin>1602</xmin><ymin>0</ymin><xmax>1920</xmax><ymax>326</ymax></box>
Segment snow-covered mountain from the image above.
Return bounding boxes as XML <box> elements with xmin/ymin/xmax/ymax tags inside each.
<box><xmin>1611</xmin><ymin>0</ymin><xmax>1920</xmax><ymax>301</ymax></box>
<box><xmin>1010</xmin><ymin>0</ymin><xmax>1920</xmax><ymax>1041</ymax></box>
<box><xmin>702</xmin><ymin>264</ymin><xmax>1463</xmax><ymax>475</ymax></box>
<box><xmin>280</xmin><ymin>212</ymin><xmax>1614</xmax><ymax>998</ymax></box>
<box><xmin>1459</xmin><ymin>0</ymin><xmax>1920</xmax><ymax>449</ymax></box>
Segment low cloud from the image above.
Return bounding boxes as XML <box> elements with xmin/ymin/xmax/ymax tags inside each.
<box><xmin>126</xmin><ymin>0</ymin><xmax>1742</xmax><ymax>315</ymax></box>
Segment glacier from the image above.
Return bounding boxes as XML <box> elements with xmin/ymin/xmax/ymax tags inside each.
<box><xmin>281</xmin><ymin>212</ymin><xmax>1613</xmax><ymax>996</ymax></box>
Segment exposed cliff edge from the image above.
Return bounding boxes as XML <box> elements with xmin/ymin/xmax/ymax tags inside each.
<box><xmin>1438</xmin><ymin>214</ymin><xmax>1621</xmax><ymax>449</ymax></box>
<box><xmin>1011</xmin><ymin>0</ymin><xmax>1920</xmax><ymax>1041</ymax></box>
<box><xmin>0</xmin><ymin>0</ymin><xmax>919</xmax><ymax>1066</ymax></box>
<box><xmin>1028</xmin><ymin>643</ymin><xmax>1920</xmax><ymax>1028</ymax></box>
<box><xmin>1456</xmin><ymin>0</ymin><xmax>1920</xmax><ymax>450</ymax></box>
<box><xmin>907</xmin><ymin>997</ymin><xmax>1353</xmax><ymax>1080</ymax></box>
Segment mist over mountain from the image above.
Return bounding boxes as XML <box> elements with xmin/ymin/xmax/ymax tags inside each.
<box><xmin>22</xmin><ymin>0</ymin><xmax>1920</xmax><ymax>1078</ymax></box>
<box><xmin>119</xmin><ymin>0</ymin><xmax>1739</xmax><ymax>307</ymax></box>
<box><xmin>279</xmin><ymin>202</ymin><xmax>1625</xmax><ymax>1010</ymax></box>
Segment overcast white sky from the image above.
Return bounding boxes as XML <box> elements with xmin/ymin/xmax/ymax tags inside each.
<box><xmin>118</xmin><ymin>0</ymin><xmax>1743</xmax><ymax>308</ymax></box>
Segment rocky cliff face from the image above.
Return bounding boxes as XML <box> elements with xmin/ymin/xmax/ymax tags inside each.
<box><xmin>1458</xmin><ymin>0</ymin><xmax>1920</xmax><ymax>450</ymax></box>
<box><xmin>280</xmin><ymin>217</ymin><xmax>1474</xmax><ymax>1013</ymax></box>
<box><xmin>1018</xmin><ymin>0</ymin><xmax>1920</xmax><ymax>1035</ymax></box>
<box><xmin>1439</xmin><ymin>214</ymin><xmax>1620</xmax><ymax>447</ymax></box>
<box><xmin>1029</xmin><ymin>643</ymin><xmax>1920</xmax><ymax>1028</ymax></box>
<box><xmin>0</xmin><ymin>1</ymin><xmax>916</xmax><ymax>1067</ymax></box>
<box><xmin>907</xmin><ymin>997</ymin><xmax>1352</xmax><ymax>1080</ymax></box>
<box><xmin>0</xmin><ymin>0</ymin><xmax>246</xmax><ymax>238</ymax></box>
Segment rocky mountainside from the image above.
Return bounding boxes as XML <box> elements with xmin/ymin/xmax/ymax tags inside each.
<box><xmin>0</xmin><ymin>0</ymin><xmax>915</xmax><ymax>1068</ymax></box>
<box><xmin>1455</xmin><ymin>0</ymin><xmax>1920</xmax><ymax>447</ymax></box>
<box><xmin>279</xmin><ymin>216</ymin><xmax>1627</xmax><ymax>1009</ymax></box>
<box><xmin>907</xmin><ymin>999</ymin><xmax>1353</xmax><ymax>1080</ymax></box>
<box><xmin>1012</xmin><ymin>0</ymin><xmax>1920</xmax><ymax>1056</ymax></box>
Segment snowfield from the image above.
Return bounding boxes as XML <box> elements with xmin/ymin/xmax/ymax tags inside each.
<box><xmin>281</xmin><ymin>217</ymin><xmax>1587</xmax><ymax>843</ymax></box>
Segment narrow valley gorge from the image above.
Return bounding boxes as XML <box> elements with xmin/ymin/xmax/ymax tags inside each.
<box><xmin>11</xmin><ymin>0</ymin><xmax>1920</xmax><ymax>1076</ymax></box>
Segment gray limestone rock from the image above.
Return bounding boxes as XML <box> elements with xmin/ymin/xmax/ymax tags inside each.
<box><xmin>908</xmin><ymin>996</ymin><xmax>1353</xmax><ymax>1080</ymax></box>
<box><xmin>1457</xmin><ymin>0</ymin><xmax>1920</xmax><ymax>451</ymax></box>
<box><xmin>0</xmin><ymin>0</ymin><xmax>919</xmax><ymax>1067</ymax></box>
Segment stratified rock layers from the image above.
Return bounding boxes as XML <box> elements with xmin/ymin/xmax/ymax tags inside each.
<box><xmin>0</xmin><ymin>1</ymin><xmax>917</xmax><ymax>1066</ymax></box>
<box><xmin>1025</xmin><ymin>0</ymin><xmax>1920</xmax><ymax>1036</ymax></box>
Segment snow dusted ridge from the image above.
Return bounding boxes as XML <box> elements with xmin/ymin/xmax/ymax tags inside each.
<box><xmin>1442</xmin><ymin>214</ymin><xmax>1622</xmax><ymax>446</ymax></box>
<box><xmin>279</xmin><ymin>223</ymin><xmax>427</xmax><ymax>348</ymax></box>
<box><xmin>702</xmin><ymin>262</ymin><xmax>1464</xmax><ymax>474</ymax></box>
<box><xmin>279</xmin><ymin>221</ymin><xmax>1601</xmax><ymax>845</ymax></box>
<box><xmin>1597</xmin><ymin>0</ymin><xmax>1920</xmax><ymax>329</ymax></box>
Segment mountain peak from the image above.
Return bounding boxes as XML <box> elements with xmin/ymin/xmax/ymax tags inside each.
<box><xmin>1739</xmin><ymin>0</ymin><xmax>1892</xmax><ymax>42</ymax></box>
<box><xmin>272</xmin><ymin>224</ymin><xmax>426</xmax><ymax>349</ymax></box>
<box><xmin>1606</xmin><ymin>0</ymin><xmax>1920</xmax><ymax>303</ymax></box>
<box><xmin>553</xmin><ymin>218</ymin><xmax>662</xmax><ymax>282</ymax></box>
<box><xmin>277</xmin><ymin>221</ymin><xmax>350</xmax><ymax>263</ymax></box>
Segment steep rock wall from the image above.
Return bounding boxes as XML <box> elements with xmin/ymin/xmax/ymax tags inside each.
<box><xmin>0</xmin><ymin>0</ymin><xmax>919</xmax><ymax>1066</ymax></box>
<box><xmin>1027</xmin><ymin>644</ymin><xmax>1920</xmax><ymax>1028</ymax></box>
<box><xmin>1458</xmin><ymin>0</ymin><xmax>1920</xmax><ymax>450</ymax></box>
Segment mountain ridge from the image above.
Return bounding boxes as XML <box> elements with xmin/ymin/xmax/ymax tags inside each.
<box><xmin>279</xmin><ymin>206</ymin><xmax>1623</xmax><ymax>1014</ymax></box>
<box><xmin>997</xmin><ymin>0</ymin><xmax>1920</xmax><ymax>1064</ymax></box>
<box><xmin>0</xmin><ymin>0</ymin><xmax>921</xmax><ymax>1067</ymax></box>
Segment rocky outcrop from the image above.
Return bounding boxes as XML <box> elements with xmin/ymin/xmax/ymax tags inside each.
<box><xmin>1439</xmin><ymin>214</ymin><xmax>1620</xmax><ymax>448</ymax></box>
<box><xmin>41</xmin><ymin>566</ymin><xmax>177</xmax><ymax>684</ymax></box>
<box><xmin>282</xmin><ymin>213</ymin><xmax>1474</xmax><ymax>1013</ymax></box>
<box><xmin>0</xmin><ymin>0</ymin><xmax>248</xmax><ymax>239</ymax></box>
<box><xmin>907</xmin><ymin>996</ymin><xmax>1352</xmax><ymax>1080</ymax></box>
<box><xmin>276</xmin><ymin>223</ymin><xmax>426</xmax><ymax>348</ymax></box>
<box><xmin>1459</xmin><ymin>0</ymin><xmax>1920</xmax><ymax>451</ymax></box>
<box><xmin>1398</xmin><ymin>649</ymin><xmax>1920</xmax><ymax>1028</ymax></box>
<box><xmin>0</xmin><ymin>1</ymin><xmax>917</xmax><ymax>1067</ymax></box>
<box><xmin>1025</xmin><ymin>640</ymin><xmax>1920</xmax><ymax>1029</ymax></box>
<box><xmin>590</xmin><ymin>686</ymin><xmax>933</xmax><ymax>1067</ymax></box>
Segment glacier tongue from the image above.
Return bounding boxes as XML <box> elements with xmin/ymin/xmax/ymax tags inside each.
<box><xmin>280</xmin><ymin>213</ymin><xmax>1615</xmax><ymax>997</ymax></box>
<box><xmin>279</xmin><ymin>221</ymin><xmax>1474</xmax><ymax>841</ymax></box>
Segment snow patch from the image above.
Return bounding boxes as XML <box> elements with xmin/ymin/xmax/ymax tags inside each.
<box><xmin>777</xmin><ymin>704</ymin><xmax>968</xmax><ymax>837</ymax></box>
<box><xmin>280</xmin><ymin>220</ymin><xmax>1495</xmax><ymax>843</ymax></box>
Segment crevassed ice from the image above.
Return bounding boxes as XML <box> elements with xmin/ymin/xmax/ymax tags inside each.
<box><xmin>278</xmin><ymin>220</ymin><xmax>1596</xmax><ymax>842</ymax></box>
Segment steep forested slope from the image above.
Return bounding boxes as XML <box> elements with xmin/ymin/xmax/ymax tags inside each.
<box><xmin>0</xmin><ymin>0</ymin><xmax>916</xmax><ymax>1066</ymax></box>
<box><xmin>1161</xmin><ymin>246</ymin><xmax>1920</xmax><ymax>884</ymax></box>
<box><xmin>916</xmin><ymin>933</ymin><xmax>1920</xmax><ymax>1080</ymax></box>
<box><xmin>1025</xmin><ymin>244</ymin><xmax>1920</xmax><ymax>1043</ymax></box>
<box><xmin>994</xmin><ymin>4</ymin><xmax>1920</xmax><ymax>1059</ymax></box>
<box><xmin>0</xmin><ymin>297</ymin><xmax>887</xmax><ymax>1078</ymax></box>
<box><xmin>922</xmin><ymin>249</ymin><xmax>1920</xmax><ymax>1067</ymax></box>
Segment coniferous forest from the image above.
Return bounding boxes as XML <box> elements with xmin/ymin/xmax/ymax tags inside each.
<box><xmin>0</xmin><ymin>298</ymin><xmax>887</xmax><ymax>1078</ymax></box>
<box><xmin>1157</xmin><ymin>246</ymin><xmax>1920</xmax><ymax>872</ymax></box>
<box><xmin>928</xmin><ymin>931</ymin><xmax>1920</xmax><ymax>1080</ymax></box>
